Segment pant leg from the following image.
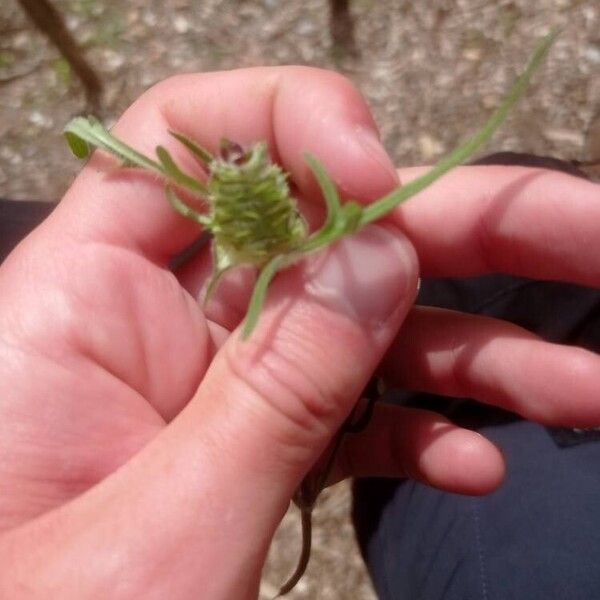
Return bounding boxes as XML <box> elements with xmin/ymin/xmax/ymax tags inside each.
<box><xmin>0</xmin><ymin>199</ymin><xmax>56</xmax><ymax>263</ymax></box>
<box><xmin>354</xmin><ymin>417</ymin><xmax>600</xmax><ymax>600</ymax></box>
<box><xmin>353</xmin><ymin>156</ymin><xmax>600</xmax><ymax>600</ymax></box>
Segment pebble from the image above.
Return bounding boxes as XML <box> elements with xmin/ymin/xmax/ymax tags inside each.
<box><xmin>0</xmin><ymin>146</ymin><xmax>23</xmax><ymax>166</ymax></box>
<box><xmin>418</xmin><ymin>133</ymin><xmax>445</xmax><ymax>159</ymax></box>
<box><xmin>584</xmin><ymin>44</ymin><xmax>600</xmax><ymax>64</ymax></box>
<box><xmin>65</xmin><ymin>15</ymin><xmax>81</xmax><ymax>32</ymax></box>
<box><xmin>295</xmin><ymin>18</ymin><xmax>316</xmax><ymax>36</ymax></box>
<box><xmin>463</xmin><ymin>46</ymin><xmax>483</xmax><ymax>61</ymax></box>
<box><xmin>544</xmin><ymin>127</ymin><xmax>582</xmax><ymax>147</ymax></box>
<box><xmin>142</xmin><ymin>10</ymin><xmax>158</xmax><ymax>27</ymax></box>
<box><xmin>101</xmin><ymin>49</ymin><xmax>125</xmax><ymax>71</ymax></box>
<box><xmin>173</xmin><ymin>15</ymin><xmax>191</xmax><ymax>34</ymax></box>
<box><xmin>28</xmin><ymin>111</ymin><xmax>53</xmax><ymax>129</ymax></box>
<box><xmin>13</xmin><ymin>32</ymin><xmax>30</xmax><ymax>50</ymax></box>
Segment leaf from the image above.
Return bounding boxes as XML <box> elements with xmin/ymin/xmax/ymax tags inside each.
<box><xmin>304</xmin><ymin>154</ymin><xmax>342</xmax><ymax>228</ymax></box>
<box><xmin>64</xmin><ymin>130</ymin><xmax>90</xmax><ymax>159</ymax></box>
<box><xmin>242</xmin><ymin>254</ymin><xmax>286</xmax><ymax>339</ymax></box>
<box><xmin>65</xmin><ymin>116</ymin><xmax>211</xmax><ymax>198</ymax></box>
<box><xmin>156</xmin><ymin>146</ymin><xmax>208</xmax><ymax>195</ymax></box>
<box><xmin>203</xmin><ymin>243</ymin><xmax>236</xmax><ymax>305</ymax></box>
<box><xmin>301</xmin><ymin>154</ymin><xmax>362</xmax><ymax>252</ymax></box>
<box><xmin>169</xmin><ymin>130</ymin><xmax>213</xmax><ymax>164</ymax></box>
<box><xmin>165</xmin><ymin>186</ymin><xmax>209</xmax><ymax>225</ymax></box>
<box><xmin>64</xmin><ymin>116</ymin><xmax>161</xmax><ymax>172</ymax></box>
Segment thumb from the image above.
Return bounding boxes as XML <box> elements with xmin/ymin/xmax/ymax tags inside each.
<box><xmin>197</xmin><ymin>224</ymin><xmax>419</xmax><ymax>497</ymax></box>
<box><xmin>0</xmin><ymin>225</ymin><xmax>417</xmax><ymax>599</ymax></box>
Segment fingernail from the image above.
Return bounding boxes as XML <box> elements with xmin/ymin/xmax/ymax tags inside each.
<box><xmin>313</xmin><ymin>119</ymin><xmax>399</xmax><ymax>201</ymax></box>
<box><xmin>305</xmin><ymin>224</ymin><xmax>416</xmax><ymax>327</ymax></box>
<box><xmin>353</xmin><ymin>125</ymin><xmax>399</xmax><ymax>191</ymax></box>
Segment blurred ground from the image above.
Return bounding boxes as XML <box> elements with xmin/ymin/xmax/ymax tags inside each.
<box><xmin>1</xmin><ymin>1</ymin><xmax>599</xmax><ymax>599</ymax></box>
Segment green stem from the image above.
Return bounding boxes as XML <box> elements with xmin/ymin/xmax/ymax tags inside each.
<box><xmin>360</xmin><ymin>28</ymin><xmax>559</xmax><ymax>225</ymax></box>
<box><xmin>242</xmin><ymin>254</ymin><xmax>288</xmax><ymax>339</ymax></box>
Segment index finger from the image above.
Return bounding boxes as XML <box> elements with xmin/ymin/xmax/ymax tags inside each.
<box><xmin>393</xmin><ymin>164</ymin><xmax>600</xmax><ymax>287</ymax></box>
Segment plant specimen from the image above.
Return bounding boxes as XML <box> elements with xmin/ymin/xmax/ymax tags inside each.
<box><xmin>64</xmin><ymin>30</ymin><xmax>557</xmax><ymax>596</ymax></box>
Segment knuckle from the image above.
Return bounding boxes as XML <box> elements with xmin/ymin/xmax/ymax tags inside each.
<box><xmin>224</xmin><ymin>331</ymin><xmax>343</xmax><ymax>444</ymax></box>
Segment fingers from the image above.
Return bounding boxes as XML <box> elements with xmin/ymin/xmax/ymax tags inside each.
<box><xmin>393</xmin><ymin>165</ymin><xmax>600</xmax><ymax>287</ymax></box>
<box><xmin>193</xmin><ymin>224</ymin><xmax>418</xmax><ymax>488</ymax></box>
<box><xmin>335</xmin><ymin>404</ymin><xmax>505</xmax><ymax>495</ymax></box>
<box><xmin>51</xmin><ymin>67</ymin><xmax>397</xmax><ymax>265</ymax></box>
<box><xmin>0</xmin><ymin>225</ymin><xmax>418</xmax><ymax>597</ymax></box>
<box><xmin>381</xmin><ymin>306</ymin><xmax>600</xmax><ymax>427</ymax></box>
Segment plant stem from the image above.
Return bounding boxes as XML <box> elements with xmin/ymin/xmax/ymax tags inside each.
<box><xmin>360</xmin><ymin>28</ymin><xmax>559</xmax><ymax>225</ymax></box>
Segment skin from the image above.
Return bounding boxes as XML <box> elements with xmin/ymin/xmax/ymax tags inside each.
<box><xmin>0</xmin><ymin>66</ymin><xmax>599</xmax><ymax>598</ymax></box>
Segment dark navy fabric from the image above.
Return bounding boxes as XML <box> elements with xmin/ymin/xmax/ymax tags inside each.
<box><xmin>0</xmin><ymin>199</ymin><xmax>55</xmax><ymax>262</ymax></box>
<box><xmin>353</xmin><ymin>419</ymin><xmax>600</xmax><ymax>600</ymax></box>
<box><xmin>353</xmin><ymin>275</ymin><xmax>600</xmax><ymax>600</ymax></box>
<box><xmin>353</xmin><ymin>157</ymin><xmax>600</xmax><ymax>599</ymax></box>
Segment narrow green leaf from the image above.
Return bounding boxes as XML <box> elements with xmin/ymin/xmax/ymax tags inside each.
<box><xmin>165</xmin><ymin>186</ymin><xmax>209</xmax><ymax>225</ymax></box>
<box><xmin>169</xmin><ymin>130</ymin><xmax>213</xmax><ymax>164</ymax></box>
<box><xmin>203</xmin><ymin>244</ymin><xmax>237</xmax><ymax>305</ymax></box>
<box><xmin>304</xmin><ymin>154</ymin><xmax>342</xmax><ymax>226</ymax></box>
<box><xmin>299</xmin><ymin>154</ymin><xmax>359</xmax><ymax>253</ymax></box>
<box><xmin>64</xmin><ymin>116</ymin><xmax>162</xmax><ymax>172</ymax></box>
<box><xmin>65</xmin><ymin>116</ymin><xmax>211</xmax><ymax>198</ymax></box>
<box><xmin>242</xmin><ymin>254</ymin><xmax>286</xmax><ymax>339</ymax></box>
<box><xmin>156</xmin><ymin>146</ymin><xmax>208</xmax><ymax>195</ymax></box>
<box><xmin>360</xmin><ymin>28</ymin><xmax>559</xmax><ymax>225</ymax></box>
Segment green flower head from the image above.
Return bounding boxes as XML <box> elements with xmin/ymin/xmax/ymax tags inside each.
<box><xmin>205</xmin><ymin>139</ymin><xmax>307</xmax><ymax>284</ymax></box>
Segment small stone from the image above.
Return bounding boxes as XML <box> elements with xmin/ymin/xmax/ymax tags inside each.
<box><xmin>28</xmin><ymin>111</ymin><xmax>54</xmax><ymax>129</ymax></box>
<box><xmin>65</xmin><ymin>15</ymin><xmax>80</xmax><ymax>32</ymax></box>
<box><xmin>418</xmin><ymin>133</ymin><xmax>445</xmax><ymax>160</ymax></box>
<box><xmin>544</xmin><ymin>128</ymin><xmax>582</xmax><ymax>147</ymax></box>
<box><xmin>102</xmin><ymin>49</ymin><xmax>125</xmax><ymax>71</ymax></box>
<box><xmin>126</xmin><ymin>9</ymin><xmax>139</xmax><ymax>25</ymax></box>
<box><xmin>584</xmin><ymin>44</ymin><xmax>600</xmax><ymax>64</ymax></box>
<box><xmin>0</xmin><ymin>147</ymin><xmax>23</xmax><ymax>166</ymax></box>
<box><xmin>13</xmin><ymin>32</ymin><xmax>30</xmax><ymax>50</ymax></box>
<box><xmin>482</xmin><ymin>93</ymin><xmax>502</xmax><ymax>110</ymax></box>
<box><xmin>173</xmin><ymin>14</ymin><xmax>190</xmax><ymax>34</ymax></box>
<box><xmin>140</xmin><ymin>72</ymin><xmax>158</xmax><ymax>87</ymax></box>
<box><xmin>462</xmin><ymin>46</ymin><xmax>482</xmax><ymax>61</ymax></box>
<box><xmin>142</xmin><ymin>10</ymin><xmax>157</xmax><ymax>27</ymax></box>
<box><xmin>295</xmin><ymin>18</ymin><xmax>316</xmax><ymax>36</ymax></box>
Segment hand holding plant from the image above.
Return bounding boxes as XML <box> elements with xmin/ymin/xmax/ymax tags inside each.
<box><xmin>3</xmin><ymin>33</ymin><xmax>600</xmax><ymax>600</ymax></box>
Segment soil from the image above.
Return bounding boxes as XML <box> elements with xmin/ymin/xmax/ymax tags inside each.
<box><xmin>1</xmin><ymin>1</ymin><xmax>599</xmax><ymax>598</ymax></box>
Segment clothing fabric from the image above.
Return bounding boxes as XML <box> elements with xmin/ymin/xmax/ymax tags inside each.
<box><xmin>0</xmin><ymin>199</ymin><xmax>55</xmax><ymax>261</ymax></box>
<box><xmin>353</xmin><ymin>155</ymin><xmax>600</xmax><ymax>600</ymax></box>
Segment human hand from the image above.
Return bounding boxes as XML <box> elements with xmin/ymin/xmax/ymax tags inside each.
<box><xmin>0</xmin><ymin>67</ymin><xmax>599</xmax><ymax>598</ymax></box>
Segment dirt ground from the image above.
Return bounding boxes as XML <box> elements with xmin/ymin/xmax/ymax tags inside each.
<box><xmin>1</xmin><ymin>1</ymin><xmax>599</xmax><ymax>598</ymax></box>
